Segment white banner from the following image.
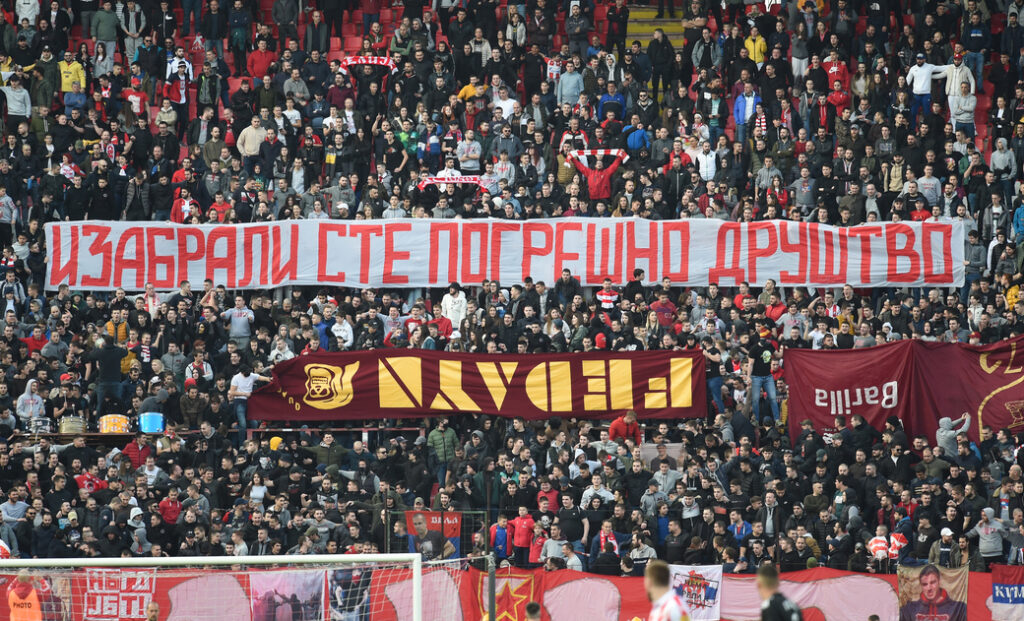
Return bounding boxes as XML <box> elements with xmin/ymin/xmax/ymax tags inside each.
<box><xmin>44</xmin><ymin>219</ymin><xmax>965</xmax><ymax>291</ymax></box>
<box><xmin>669</xmin><ymin>564</ymin><xmax>722</xmax><ymax>621</ymax></box>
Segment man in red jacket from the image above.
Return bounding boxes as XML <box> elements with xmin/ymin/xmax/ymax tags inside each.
<box><xmin>122</xmin><ymin>433</ymin><xmax>153</xmax><ymax>469</ymax></box>
<box><xmin>569</xmin><ymin>151</ymin><xmax>625</xmax><ymax>201</ymax></box>
<box><xmin>609</xmin><ymin>410</ymin><xmax>642</xmax><ymax>446</ymax></box>
<box><xmin>510</xmin><ymin>505</ymin><xmax>535</xmax><ymax>567</ymax></box>
<box><xmin>246</xmin><ymin>39</ymin><xmax>277</xmax><ymax>79</ymax></box>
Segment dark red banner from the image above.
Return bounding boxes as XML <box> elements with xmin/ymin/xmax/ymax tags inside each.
<box><xmin>785</xmin><ymin>336</ymin><xmax>1024</xmax><ymax>443</ymax></box>
<box><xmin>249</xmin><ymin>350</ymin><xmax>706</xmax><ymax>421</ymax></box>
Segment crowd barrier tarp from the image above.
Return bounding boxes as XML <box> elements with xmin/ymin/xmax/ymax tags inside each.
<box><xmin>248</xmin><ymin>350</ymin><xmax>706</xmax><ymax>421</ymax></box>
<box><xmin>668</xmin><ymin>564</ymin><xmax>723</xmax><ymax>620</ymax></box>
<box><xmin>991</xmin><ymin>565</ymin><xmax>1024</xmax><ymax>621</ymax></box>
<box><xmin>785</xmin><ymin>334</ymin><xmax>1024</xmax><ymax>444</ymax></box>
<box><xmin>0</xmin><ymin>565</ymin><xmax>1005</xmax><ymax>621</ymax></box>
<box><xmin>44</xmin><ymin>219</ymin><xmax>965</xmax><ymax>291</ymax></box>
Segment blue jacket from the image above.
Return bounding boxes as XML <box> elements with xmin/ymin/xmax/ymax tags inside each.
<box><xmin>1014</xmin><ymin>205</ymin><xmax>1024</xmax><ymax>237</ymax></box>
<box><xmin>597</xmin><ymin>92</ymin><xmax>626</xmax><ymax>119</ymax></box>
<box><xmin>622</xmin><ymin>124</ymin><xmax>651</xmax><ymax>151</ymax></box>
<box><xmin>733</xmin><ymin>92</ymin><xmax>762</xmax><ymax>125</ymax></box>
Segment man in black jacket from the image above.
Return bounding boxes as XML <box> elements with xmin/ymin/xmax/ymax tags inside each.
<box><xmin>86</xmin><ymin>336</ymin><xmax>128</xmax><ymax>416</ymax></box>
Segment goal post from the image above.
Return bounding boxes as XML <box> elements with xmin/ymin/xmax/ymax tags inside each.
<box><xmin>0</xmin><ymin>553</ymin><xmax>435</xmax><ymax>621</ymax></box>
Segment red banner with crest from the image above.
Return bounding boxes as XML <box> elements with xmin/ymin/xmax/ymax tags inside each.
<box><xmin>248</xmin><ymin>350</ymin><xmax>706</xmax><ymax>421</ymax></box>
<box><xmin>784</xmin><ymin>335</ymin><xmax>1024</xmax><ymax>443</ymax></box>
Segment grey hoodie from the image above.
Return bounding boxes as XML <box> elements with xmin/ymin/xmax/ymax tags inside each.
<box><xmin>936</xmin><ymin>416</ymin><xmax>970</xmax><ymax>457</ymax></box>
<box><xmin>967</xmin><ymin>507</ymin><xmax>1006</xmax><ymax>558</ymax></box>
<box><xmin>991</xmin><ymin>139</ymin><xmax>1017</xmax><ymax>181</ymax></box>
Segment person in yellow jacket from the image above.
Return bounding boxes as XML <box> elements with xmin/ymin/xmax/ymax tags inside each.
<box><xmin>57</xmin><ymin>50</ymin><xmax>85</xmax><ymax>95</ymax></box>
<box><xmin>7</xmin><ymin>571</ymin><xmax>43</xmax><ymax>621</ymax></box>
<box><xmin>744</xmin><ymin>25</ymin><xmax>767</xmax><ymax>67</ymax></box>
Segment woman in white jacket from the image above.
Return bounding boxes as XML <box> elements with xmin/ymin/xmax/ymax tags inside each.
<box><xmin>440</xmin><ymin>282</ymin><xmax>468</xmax><ymax>328</ymax></box>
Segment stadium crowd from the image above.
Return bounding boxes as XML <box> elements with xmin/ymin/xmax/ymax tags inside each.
<box><xmin>0</xmin><ymin>0</ymin><xmax>1018</xmax><ymax>585</ymax></box>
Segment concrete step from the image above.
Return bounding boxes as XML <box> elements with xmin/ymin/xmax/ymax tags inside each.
<box><xmin>629</xmin><ymin>20</ymin><xmax>687</xmax><ymax>35</ymax></box>
<box><xmin>629</xmin><ymin>7</ymin><xmax>662</xmax><ymax>18</ymax></box>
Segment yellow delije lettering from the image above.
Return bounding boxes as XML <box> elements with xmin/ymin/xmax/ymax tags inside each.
<box><xmin>670</xmin><ymin>358</ymin><xmax>693</xmax><ymax>407</ymax></box>
<box><xmin>430</xmin><ymin>360</ymin><xmax>481</xmax><ymax>410</ymax></box>
<box><xmin>581</xmin><ymin>359</ymin><xmax>635</xmax><ymax>410</ymax></box>
<box><xmin>642</xmin><ymin>358</ymin><xmax>693</xmax><ymax>409</ymax></box>
<box><xmin>525</xmin><ymin>361</ymin><xmax>573</xmax><ymax>412</ymax></box>
<box><xmin>645</xmin><ymin>376</ymin><xmax>667</xmax><ymax>409</ymax></box>
<box><xmin>476</xmin><ymin>361</ymin><xmax>518</xmax><ymax>409</ymax></box>
<box><xmin>378</xmin><ymin>357</ymin><xmax>423</xmax><ymax>408</ymax></box>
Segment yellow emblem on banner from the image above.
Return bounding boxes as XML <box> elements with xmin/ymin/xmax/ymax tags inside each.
<box><xmin>303</xmin><ymin>362</ymin><xmax>360</xmax><ymax>409</ymax></box>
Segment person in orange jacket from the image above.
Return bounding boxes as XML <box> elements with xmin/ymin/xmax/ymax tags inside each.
<box><xmin>7</xmin><ymin>571</ymin><xmax>42</xmax><ymax>621</ymax></box>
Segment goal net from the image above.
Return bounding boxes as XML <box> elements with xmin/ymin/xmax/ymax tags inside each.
<box><xmin>0</xmin><ymin>553</ymin><xmax>470</xmax><ymax>621</ymax></box>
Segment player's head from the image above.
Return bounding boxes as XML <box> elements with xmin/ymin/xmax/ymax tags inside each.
<box><xmin>756</xmin><ymin>563</ymin><xmax>780</xmax><ymax>601</ymax></box>
<box><xmin>525</xmin><ymin>602</ymin><xmax>541</xmax><ymax>621</ymax></box>
<box><xmin>643</xmin><ymin>560</ymin><xmax>671</xmax><ymax>602</ymax></box>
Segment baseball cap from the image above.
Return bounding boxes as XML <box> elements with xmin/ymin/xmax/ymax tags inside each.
<box><xmin>941</xmin><ymin>527</ymin><xmax>954</xmax><ymax>537</ymax></box>
<box><xmin>60</xmin><ymin>373</ymin><xmax>73</xmax><ymax>384</ymax></box>
<box><xmin>954</xmin><ymin>53</ymin><xmax>963</xmax><ymax>61</ymax></box>
<box><xmin>916</xmin><ymin>53</ymin><xmax>926</xmax><ymax>60</ymax></box>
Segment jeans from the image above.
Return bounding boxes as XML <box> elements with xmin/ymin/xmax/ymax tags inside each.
<box><xmin>734</xmin><ymin>122</ymin><xmax>748</xmax><ymax>144</ymax></box>
<box><xmin>954</xmin><ymin>121</ymin><xmax>976</xmax><ymax>138</ymax></box>
<box><xmin>362</xmin><ymin>13</ymin><xmax>379</xmax><ymax>35</ymax></box>
<box><xmin>243</xmin><ymin>155</ymin><xmax>261</xmax><ymax>174</ymax></box>
<box><xmin>964</xmin><ymin>51</ymin><xmax>985</xmax><ymax>85</ymax></box>
<box><xmin>910</xmin><ymin>93</ymin><xmax>931</xmax><ymax>128</ymax></box>
<box><xmin>436</xmin><ymin>462</ymin><xmax>448</xmax><ymax>487</ymax></box>
<box><xmin>750</xmin><ymin>374</ymin><xmax>780</xmax><ymax>423</ymax></box>
<box><xmin>707</xmin><ymin>376</ymin><xmax>725</xmax><ymax>415</ymax></box>
<box><xmin>233</xmin><ymin>399</ymin><xmax>252</xmax><ymax>448</ymax></box>
<box><xmin>95</xmin><ymin>381</ymin><xmax>122</xmax><ymax>416</ymax></box>
<box><xmin>181</xmin><ymin>0</ymin><xmax>201</xmax><ymax>35</ymax></box>
<box><xmin>961</xmin><ymin>271</ymin><xmax>981</xmax><ymax>304</ymax></box>
<box><xmin>205</xmin><ymin>38</ymin><xmax>224</xmax><ymax>59</ymax></box>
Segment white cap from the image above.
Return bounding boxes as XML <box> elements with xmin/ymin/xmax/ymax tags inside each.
<box><xmin>940</xmin><ymin>527</ymin><xmax>953</xmax><ymax>537</ymax></box>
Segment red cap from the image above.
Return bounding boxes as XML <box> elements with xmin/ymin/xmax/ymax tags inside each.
<box><xmin>954</xmin><ymin>53</ymin><xmax>963</xmax><ymax>61</ymax></box>
<box><xmin>184</xmin><ymin>378</ymin><xmax>198</xmax><ymax>389</ymax></box>
<box><xmin>59</xmin><ymin>373</ymin><xmax>72</xmax><ymax>384</ymax></box>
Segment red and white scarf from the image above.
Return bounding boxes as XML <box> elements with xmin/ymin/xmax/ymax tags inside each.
<box><xmin>416</xmin><ymin>175</ymin><xmax>488</xmax><ymax>191</ymax></box>
<box><xmin>568</xmin><ymin>149</ymin><xmax>629</xmax><ymax>163</ymax></box>
<box><xmin>598</xmin><ymin>530</ymin><xmax>619</xmax><ymax>555</ymax></box>
<box><xmin>339</xmin><ymin>55</ymin><xmax>398</xmax><ymax>88</ymax></box>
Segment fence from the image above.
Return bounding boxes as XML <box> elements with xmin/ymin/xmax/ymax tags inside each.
<box><xmin>385</xmin><ymin>509</ymin><xmax>489</xmax><ymax>560</ymax></box>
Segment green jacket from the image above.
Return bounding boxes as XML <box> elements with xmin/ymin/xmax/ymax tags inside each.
<box><xmin>427</xmin><ymin>427</ymin><xmax>459</xmax><ymax>463</ymax></box>
<box><xmin>301</xmin><ymin>442</ymin><xmax>350</xmax><ymax>469</ymax></box>
<box><xmin>91</xmin><ymin>9</ymin><xmax>120</xmax><ymax>41</ymax></box>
